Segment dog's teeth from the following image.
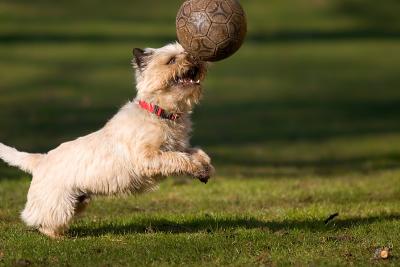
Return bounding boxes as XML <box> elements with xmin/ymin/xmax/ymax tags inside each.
<box><xmin>196</xmin><ymin>80</ymin><xmax>200</xmax><ymax>84</ymax></box>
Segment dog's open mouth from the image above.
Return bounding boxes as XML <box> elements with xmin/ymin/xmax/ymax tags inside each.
<box><xmin>173</xmin><ymin>66</ymin><xmax>201</xmax><ymax>86</ymax></box>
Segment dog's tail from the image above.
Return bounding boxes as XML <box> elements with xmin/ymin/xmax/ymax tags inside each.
<box><xmin>0</xmin><ymin>143</ymin><xmax>43</xmax><ymax>174</ymax></box>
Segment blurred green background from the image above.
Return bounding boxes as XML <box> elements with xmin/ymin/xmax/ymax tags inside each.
<box><xmin>1</xmin><ymin>0</ymin><xmax>400</xmax><ymax>178</ymax></box>
<box><xmin>1</xmin><ymin>1</ymin><xmax>400</xmax><ymax>265</ymax></box>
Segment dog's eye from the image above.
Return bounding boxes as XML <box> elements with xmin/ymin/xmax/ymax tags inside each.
<box><xmin>167</xmin><ymin>57</ymin><xmax>176</xmax><ymax>65</ymax></box>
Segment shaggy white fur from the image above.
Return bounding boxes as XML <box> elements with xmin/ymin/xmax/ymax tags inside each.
<box><xmin>0</xmin><ymin>42</ymin><xmax>214</xmax><ymax>238</ymax></box>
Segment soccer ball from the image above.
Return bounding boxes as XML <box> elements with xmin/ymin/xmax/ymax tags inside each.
<box><xmin>176</xmin><ymin>0</ymin><xmax>247</xmax><ymax>62</ymax></box>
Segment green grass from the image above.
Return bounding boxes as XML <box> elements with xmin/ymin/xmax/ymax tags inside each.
<box><xmin>1</xmin><ymin>0</ymin><xmax>400</xmax><ymax>266</ymax></box>
<box><xmin>1</xmin><ymin>174</ymin><xmax>400</xmax><ymax>266</ymax></box>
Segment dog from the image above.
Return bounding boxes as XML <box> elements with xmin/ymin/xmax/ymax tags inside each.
<box><xmin>0</xmin><ymin>42</ymin><xmax>214</xmax><ymax>238</ymax></box>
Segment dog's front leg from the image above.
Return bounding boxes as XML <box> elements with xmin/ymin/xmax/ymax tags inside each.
<box><xmin>138</xmin><ymin>150</ymin><xmax>213</xmax><ymax>182</ymax></box>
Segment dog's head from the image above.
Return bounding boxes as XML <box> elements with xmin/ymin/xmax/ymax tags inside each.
<box><xmin>132</xmin><ymin>42</ymin><xmax>208</xmax><ymax>113</ymax></box>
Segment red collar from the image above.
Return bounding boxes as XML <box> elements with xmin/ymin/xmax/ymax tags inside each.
<box><xmin>137</xmin><ymin>100</ymin><xmax>181</xmax><ymax>121</ymax></box>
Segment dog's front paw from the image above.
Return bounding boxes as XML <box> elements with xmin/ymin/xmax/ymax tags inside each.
<box><xmin>190</xmin><ymin>155</ymin><xmax>215</xmax><ymax>184</ymax></box>
<box><xmin>197</xmin><ymin>163</ymin><xmax>215</xmax><ymax>184</ymax></box>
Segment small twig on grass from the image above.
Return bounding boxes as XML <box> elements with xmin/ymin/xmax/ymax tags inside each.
<box><xmin>324</xmin><ymin>213</ymin><xmax>339</xmax><ymax>224</ymax></box>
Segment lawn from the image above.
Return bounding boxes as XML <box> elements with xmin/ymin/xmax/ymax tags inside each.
<box><xmin>1</xmin><ymin>0</ymin><xmax>400</xmax><ymax>266</ymax></box>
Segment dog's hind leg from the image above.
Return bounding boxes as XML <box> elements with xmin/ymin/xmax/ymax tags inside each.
<box><xmin>36</xmin><ymin>194</ymin><xmax>90</xmax><ymax>238</ymax></box>
<box><xmin>21</xmin><ymin>184</ymin><xmax>78</xmax><ymax>239</ymax></box>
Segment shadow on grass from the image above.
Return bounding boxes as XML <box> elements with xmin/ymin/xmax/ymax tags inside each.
<box><xmin>1</xmin><ymin>30</ymin><xmax>400</xmax><ymax>45</ymax></box>
<box><xmin>70</xmin><ymin>214</ymin><xmax>400</xmax><ymax>237</ymax></box>
<box><xmin>2</xmin><ymin>99</ymin><xmax>400</xmax><ymax>147</ymax></box>
<box><xmin>194</xmin><ymin>100</ymin><xmax>400</xmax><ymax>145</ymax></box>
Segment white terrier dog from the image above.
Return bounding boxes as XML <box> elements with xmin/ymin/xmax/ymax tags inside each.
<box><xmin>0</xmin><ymin>42</ymin><xmax>214</xmax><ymax>238</ymax></box>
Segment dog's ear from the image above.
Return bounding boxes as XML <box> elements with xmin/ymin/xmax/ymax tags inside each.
<box><xmin>133</xmin><ymin>48</ymin><xmax>153</xmax><ymax>71</ymax></box>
